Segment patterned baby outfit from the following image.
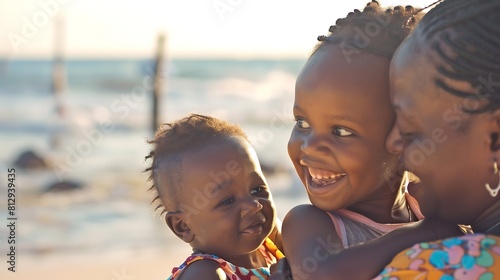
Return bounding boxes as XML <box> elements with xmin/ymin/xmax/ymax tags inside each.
<box><xmin>167</xmin><ymin>238</ymin><xmax>284</xmax><ymax>280</ymax></box>
<box><xmin>374</xmin><ymin>234</ymin><xmax>500</xmax><ymax>280</ymax></box>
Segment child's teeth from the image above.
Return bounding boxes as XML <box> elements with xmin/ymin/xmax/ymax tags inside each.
<box><xmin>308</xmin><ymin>167</ymin><xmax>345</xmax><ymax>180</ymax></box>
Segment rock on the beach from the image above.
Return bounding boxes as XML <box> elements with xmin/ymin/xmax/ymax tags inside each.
<box><xmin>13</xmin><ymin>150</ymin><xmax>49</xmax><ymax>169</ymax></box>
<box><xmin>44</xmin><ymin>181</ymin><xmax>83</xmax><ymax>193</ymax></box>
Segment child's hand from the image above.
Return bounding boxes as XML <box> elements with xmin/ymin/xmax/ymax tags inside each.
<box><xmin>269</xmin><ymin>258</ymin><xmax>293</xmax><ymax>280</ymax></box>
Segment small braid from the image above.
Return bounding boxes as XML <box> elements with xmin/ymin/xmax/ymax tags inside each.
<box><xmin>416</xmin><ymin>0</ymin><xmax>500</xmax><ymax>113</ymax></box>
<box><xmin>313</xmin><ymin>1</ymin><xmax>428</xmax><ymax>58</ymax></box>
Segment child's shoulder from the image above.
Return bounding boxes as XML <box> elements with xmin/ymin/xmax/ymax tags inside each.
<box><xmin>283</xmin><ymin>204</ymin><xmax>337</xmax><ymax>232</ymax></box>
<box><xmin>171</xmin><ymin>256</ymin><xmax>226</xmax><ymax>280</ymax></box>
<box><xmin>282</xmin><ymin>204</ymin><xmax>342</xmax><ymax>247</ymax></box>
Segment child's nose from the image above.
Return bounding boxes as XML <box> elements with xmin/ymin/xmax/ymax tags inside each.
<box><xmin>301</xmin><ymin>133</ymin><xmax>330</xmax><ymax>156</ymax></box>
<box><xmin>240</xmin><ymin>199</ymin><xmax>263</xmax><ymax>217</ymax></box>
<box><xmin>386</xmin><ymin>125</ymin><xmax>403</xmax><ymax>155</ymax></box>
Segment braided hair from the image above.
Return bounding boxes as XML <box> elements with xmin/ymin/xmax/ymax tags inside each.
<box><xmin>313</xmin><ymin>0</ymin><xmax>429</xmax><ymax>59</ymax></box>
<box><xmin>414</xmin><ymin>0</ymin><xmax>500</xmax><ymax>113</ymax></box>
<box><xmin>145</xmin><ymin>114</ymin><xmax>248</xmax><ymax>215</ymax></box>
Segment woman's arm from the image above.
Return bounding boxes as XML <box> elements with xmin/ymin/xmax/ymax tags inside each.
<box><xmin>304</xmin><ymin>218</ymin><xmax>464</xmax><ymax>280</ymax></box>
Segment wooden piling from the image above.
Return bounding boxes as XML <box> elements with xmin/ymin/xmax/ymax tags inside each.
<box><xmin>152</xmin><ymin>33</ymin><xmax>166</xmax><ymax>135</ymax></box>
<box><xmin>52</xmin><ymin>15</ymin><xmax>66</xmax><ymax>119</ymax></box>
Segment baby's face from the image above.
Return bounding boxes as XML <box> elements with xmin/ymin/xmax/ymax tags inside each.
<box><xmin>161</xmin><ymin>137</ymin><xmax>276</xmax><ymax>259</ymax></box>
<box><xmin>288</xmin><ymin>47</ymin><xmax>400</xmax><ymax>212</ymax></box>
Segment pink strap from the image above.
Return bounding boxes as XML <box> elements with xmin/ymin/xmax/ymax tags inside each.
<box><xmin>335</xmin><ymin>209</ymin><xmax>407</xmax><ymax>232</ymax></box>
<box><xmin>326</xmin><ymin>211</ymin><xmax>349</xmax><ymax>249</ymax></box>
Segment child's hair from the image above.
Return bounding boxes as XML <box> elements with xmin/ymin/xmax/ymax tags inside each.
<box><xmin>313</xmin><ymin>0</ymin><xmax>433</xmax><ymax>58</ymax></box>
<box><xmin>414</xmin><ymin>0</ymin><xmax>500</xmax><ymax>114</ymax></box>
<box><xmin>145</xmin><ymin>114</ymin><xmax>249</xmax><ymax>215</ymax></box>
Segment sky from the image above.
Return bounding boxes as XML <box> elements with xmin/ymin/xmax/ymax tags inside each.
<box><xmin>1</xmin><ymin>0</ymin><xmax>435</xmax><ymax>59</ymax></box>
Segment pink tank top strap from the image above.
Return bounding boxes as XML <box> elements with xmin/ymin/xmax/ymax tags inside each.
<box><xmin>326</xmin><ymin>196</ymin><xmax>423</xmax><ymax>249</ymax></box>
<box><xmin>326</xmin><ymin>211</ymin><xmax>349</xmax><ymax>248</ymax></box>
<box><xmin>334</xmin><ymin>208</ymin><xmax>407</xmax><ymax>232</ymax></box>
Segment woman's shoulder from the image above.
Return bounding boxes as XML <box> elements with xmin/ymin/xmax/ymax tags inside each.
<box><xmin>374</xmin><ymin>234</ymin><xmax>500</xmax><ymax>280</ymax></box>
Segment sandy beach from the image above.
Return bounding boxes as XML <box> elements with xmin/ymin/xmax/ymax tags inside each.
<box><xmin>0</xmin><ymin>245</ymin><xmax>192</xmax><ymax>280</ymax></box>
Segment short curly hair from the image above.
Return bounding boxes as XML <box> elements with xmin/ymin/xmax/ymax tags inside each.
<box><xmin>145</xmin><ymin>114</ymin><xmax>248</xmax><ymax>214</ymax></box>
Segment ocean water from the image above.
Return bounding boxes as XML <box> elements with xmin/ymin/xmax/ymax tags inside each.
<box><xmin>0</xmin><ymin>58</ymin><xmax>310</xmax><ymax>265</ymax></box>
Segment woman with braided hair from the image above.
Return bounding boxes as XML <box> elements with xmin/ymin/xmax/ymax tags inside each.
<box><xmin>280</xmin><ymin>1</ymin><xmax>463</xmax><ymax>279</ymax></box>
<box><xmin>374</xmin><ymin>0</ymin><xmax>500</xmax><ymax>278</ymax></box>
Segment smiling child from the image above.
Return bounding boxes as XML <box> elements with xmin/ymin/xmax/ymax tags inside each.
<box><xmin>145</xmin><ymin>114</ymin><xmax>283</xmax><ymax>280</ymax></box>
<box><xmin>282</xmin><ymin>2</ymin><xmax>427</xmax><ymax>279</ymax></box>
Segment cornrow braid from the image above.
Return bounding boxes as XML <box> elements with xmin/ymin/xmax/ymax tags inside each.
<box><xmin>416</xmin><ymin>0</ymin><xmax>500</xmax><ymax>113</ymax></box>
<box><xmin>314</xmin><ymin>0</ymin><xmax>427</xmax><ymax>58</ymax></box>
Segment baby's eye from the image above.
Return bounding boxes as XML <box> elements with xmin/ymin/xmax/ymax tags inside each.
<box><xmin>332</xmin><ymin>127</ymin><xmax>353</xmax><ymax>137</ymax></box>
<box><xmin>218</xmin><ymin>197</ymin><xmax>235</xmax><ymax>207</ymax></box>
<box><xmin>295</xmin><ymin>118</ymin><xmax>310</xmax><ymax>129</ymax></box>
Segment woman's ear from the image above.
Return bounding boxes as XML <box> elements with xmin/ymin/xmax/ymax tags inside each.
<box><xmin>165</xmin><ymin>212</ymin><xmax>194</xmax><ymax>243</ymax></box>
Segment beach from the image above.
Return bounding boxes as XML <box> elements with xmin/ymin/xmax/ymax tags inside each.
<box><xmin>0</xmin><ymin>248</ymin><xmax>191</xmax><ymax>280</ymax></box>
<box><xmin>0</xmin><ymin>58</ymin><xmax>310</xmax><ymax>279</ymax></box>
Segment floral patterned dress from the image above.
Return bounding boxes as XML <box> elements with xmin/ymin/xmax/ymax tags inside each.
<box><xmin>167</xmin><ymin>238</ymin><xmax>284</xmax><ymax>280</ymax></box>
<box><xmin>374</xmin><ymin>234</ymin><xmax>500</xmax><ymax>280</ymax></box>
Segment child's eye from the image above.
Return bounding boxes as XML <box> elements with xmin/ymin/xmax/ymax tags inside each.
<box><xmin>218</xmin><ymin>197</ymin><xmax>235</xmax><ymax>207</ymax></box>
<box><xmin>295</xmin><ymin>118</ymin><xmax>310</xmax><ymax>129</ymax></box>
<box><xmin>332</xmin><ymin>127</ymin><xmax>353</xmax><ymax>137</ymax></box>
<box><xmin>250</xmin><ymin>186</ymin><xmax>269</xmax><ymax>197</ymax></box>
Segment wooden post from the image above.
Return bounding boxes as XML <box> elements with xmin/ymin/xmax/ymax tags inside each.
<box><xmin>51</xmin><ymin>15</ymin><xmax>67</xmax><ymax>149</ymax></box>
<box><xmin>152</xmin><ymin>33</ymin><xmax>166</xmax><ymax>135</ymax></box>
<box><xmin>52</xmin><ymin>15</ymin><xmax>66</xmax><ymax>119</ymax></box>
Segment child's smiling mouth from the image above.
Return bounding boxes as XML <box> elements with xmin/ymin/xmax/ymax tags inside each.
<box><xmin>303</xmin><ymin>165</ymin><xmax>346</xmax><ymax>194</ymax></box>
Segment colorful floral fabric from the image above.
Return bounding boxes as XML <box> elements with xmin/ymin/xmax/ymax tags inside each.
<box><xmin>374</xmin><ymin>234</ymin><xmax>500</xmax><ymax>280</ymax></box>
<box><xmin>167</xmin><ymin>238</ymin><xmax>283</xmax><ymax>280</ymax></box>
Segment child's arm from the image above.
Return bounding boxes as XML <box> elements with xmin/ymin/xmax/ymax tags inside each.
<box><xmin>281</xmin><ymin>204</ymin><xmax>344</xmax><ymax>280</ymax></box>
<box><xmin>176</xmin><ymin>260</ymin><xmax>227</xmax><ymax>280</ymax></box>
<box><xmin>286</xmin><ymin>217</ymin><xmax>464</xmax><ymax>280</ymax></box>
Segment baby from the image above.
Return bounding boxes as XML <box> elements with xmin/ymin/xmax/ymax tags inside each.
<box><xmin>145</xmin><ymin>114</ymin><xmax>284</xmax><ymax>280</ymax></box>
